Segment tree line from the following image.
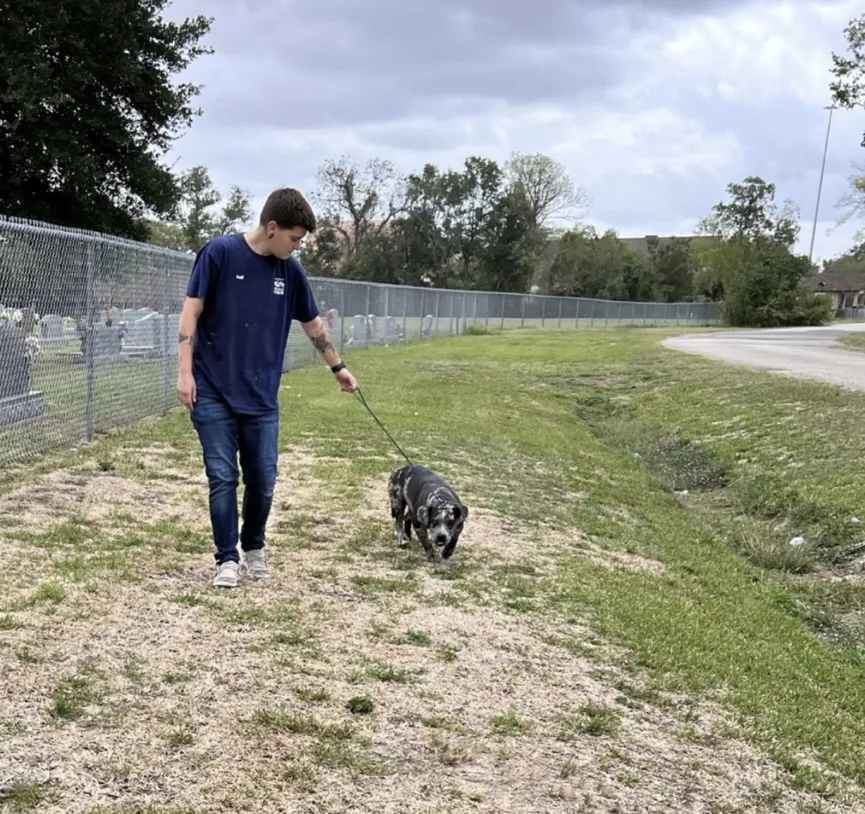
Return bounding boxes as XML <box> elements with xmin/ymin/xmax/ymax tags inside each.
<box><xmin>4</xmin><ymin>3</ymin><xmax>865</xmax><ymax>326</ymax></box>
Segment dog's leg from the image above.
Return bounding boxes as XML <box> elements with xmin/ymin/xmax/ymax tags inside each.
<box><xmin>389</xmin><ymin>479</ymin><xmax>410</xmax><ymax>548</ymax></box>
<box><xmin>391</xmin><ymin>504</ymin><xmax>410</xmax><ymax>548</ymax></box>
<box><xmin>415</xmin><ymin>524</ymin><xmax>436</xmax><ymax>562</ymax></box>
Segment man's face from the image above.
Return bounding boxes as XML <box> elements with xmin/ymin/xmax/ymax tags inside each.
<box><xmin>268</xmin><ymin>224</ymin><xmax>307</xmax><ymax>258</ymax></box>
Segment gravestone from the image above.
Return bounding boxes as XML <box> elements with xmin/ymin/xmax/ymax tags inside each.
<box><xmin>0</xmin><ymin>322</ymin><xmax>45</xmax><ymax>427</ymax></box>
<box><xmin>72</xmin><ymin>323</ymin><xmax>125</xmax><ymax>364</ymax></box>
<box><xmin>41</xmin><ymin>315</ymin><xmax>65</xmax><ymax>344</ymax></box>
<box><xmin>382</xmin><ymin>315</ymin><xmax>398</xmax><ymax>343</ymax></box>
<box><xmin>351</xmin><ymin>315</ymin><xmax>367</xmax><ymax>346</ymax></box>
<box><xmin>325</xmin><ymin>309</ymin><xmax>343</xmax><ymax>348</ymax></box>
<box><xmin>124</xmin><ymin>312</ymin><xmax>157</xmax><ymax>352</ymax></box>
<box><xmin>92</xmin><ymin>324</ymin><xmax>123</xmax><ymax>359</ymax></box>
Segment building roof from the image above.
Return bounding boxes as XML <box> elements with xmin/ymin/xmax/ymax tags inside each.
<box><xmin>801</xmin><ymin>271</ymin><xmax>865</xmax><ymax>293</ymax></box>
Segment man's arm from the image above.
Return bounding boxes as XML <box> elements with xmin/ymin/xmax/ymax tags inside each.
<box><xmin>301</xmin><ymin>315</ymin><xmax>342</xmax><ymax>368</ymax></box>
<box><xmin>176</xmin><ymin>296</ymin><xmax>204</xmax><ymax>408</ymax></box>
<box><xmin>178</xmin><ymin>297</ymin><xmax>204</xmax><ymax>373</ymax></box>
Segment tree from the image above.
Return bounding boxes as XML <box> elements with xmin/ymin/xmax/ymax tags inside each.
<box><xmin>548</xmin><ymin>227</ymin><xmax>659</xmax><ymax>301</ymax></box>
<box><xmin>504</xmin><ymin>152</ymin><xmax>587</xmax><ymax>227</ymax></box>
<box><xmin>0</xmin><ymin>0</ymin><xmax>213</xmax><ymax>239</ymax></box>
<box><xmin>693</xmin><ymin>176</ymin><xmax>831</xmax><ymax>326</ymax></box>
<box><xmin>145</xmin><ymin>220</ymin><xmax>188</xmax><ymax>252</ymax></box>
<box><xmin>217</xmin><ymin>185</ymin><xmax>254</xmax><ymax>235</ymax></box>
<box><xmin>474</xmin><ymin>187</ymin><xmax>544</xmax><ymax>292</ymax></box>
<box><xmin>144</xmin><ymin>166</ymin><xmax>253</xmax><ymax>252</ymax></box>
<box><xmin>830</xmin><ymin>13</ymin><xmax>865</xmax><ymax>145</ymax></box>
<box><xmin>298</xmin><ymin>219</ymin><xmax>347</xmax><ymax>278</ymax></box>
<box><xmin>700</xmin><ymin>176</ymin><xmax>799</xmax><ymax>246</ymax></box>
<box><xmin>313</xmin><ymin>156</ymin><xmax>406</xmax><ymax>256</ymax></box>
<box><xmin>647</xmin><ymin>237</ymin><xmax>694</xmax><ymax>302</ymax></box>
<box><xmin>179</xmin><ymin>166</ymin><xmax>221</xmax><ymax>252</ymax></box>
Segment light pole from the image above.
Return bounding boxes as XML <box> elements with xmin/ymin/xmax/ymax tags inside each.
<box><xmin>809</xmin><ymin>104</ymin><xmax>835</xmax><ymax>265</ymax></box>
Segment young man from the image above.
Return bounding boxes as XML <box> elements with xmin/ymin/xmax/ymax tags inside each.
<box><xmin>176</xmin><ymin>187</ymin><xmax>357</xmax><ymax>588</ymax></box>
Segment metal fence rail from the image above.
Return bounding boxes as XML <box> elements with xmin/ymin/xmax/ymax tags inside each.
<box><xmin>0</xmin><ymin>215</ymin><xmax>722</xmax><ymax>467</ymax></box>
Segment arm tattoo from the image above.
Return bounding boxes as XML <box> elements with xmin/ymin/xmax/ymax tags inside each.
<box><xmin>310</xmin><ymin>331</ymin><xmax>334</xmax><ymax>355</ymax></box>
<box><xmin>178</xmin><ymin>332</ymin><xmax>194</xmax><ymax>348</ymax></box>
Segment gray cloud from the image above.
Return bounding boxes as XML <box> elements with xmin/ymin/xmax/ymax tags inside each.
<box><xmin>168</xmin><ymin>0</ymin><xmax>682</xmax><ymax>129</ymax></box>
<box><xmin>162</xmin><ymin>0</ymin><xmax>862</xmax><ymax>260</ymax></box>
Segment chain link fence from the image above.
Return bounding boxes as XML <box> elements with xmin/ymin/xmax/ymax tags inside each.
<box><xmin>0</xmin><ymin>215</ymin><xmax>722</xmax><ymax>467</ymax></box>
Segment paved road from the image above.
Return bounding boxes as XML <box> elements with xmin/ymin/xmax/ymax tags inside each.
<box><xmin>663</xmin><ymin>323</ymin><xmax>865</xmax><ymax>392</ymax></box>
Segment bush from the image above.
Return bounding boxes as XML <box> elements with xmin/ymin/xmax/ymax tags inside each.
<box><xmin>721</xmin><ymin>239</ymin><xmax>832</xmax><ymax>328</ymax></box>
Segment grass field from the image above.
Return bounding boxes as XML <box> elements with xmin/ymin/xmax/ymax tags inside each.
<box><xmin>0</xmin><ymin>314</ymin><xmax>721</xmax><ymax>470</ymax></box>
<box><xmin>2</xmin><ymin>326</ymin><xmax>865</xmax><ymax>812</ymax></box>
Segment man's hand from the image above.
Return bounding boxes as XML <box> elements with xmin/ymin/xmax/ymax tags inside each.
<box><xmin>334</xmin><ymin>367</ymin><xmax>357</xmax><ymax>392</ymax></box>
<box><xmin>177</xmin><ymin>371</ymin><xmax>196</xmax><ymax>409</ymax></box>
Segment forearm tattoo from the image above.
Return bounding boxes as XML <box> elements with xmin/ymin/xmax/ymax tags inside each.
<box><xmin>310</xmin><ymin>331</ymin><xmax>334</xmax><ymax>356</ymax></box>
<box><xmin>178</xmin><ymin>332</ymin><xmax>194</xmax><ymax>349</ymax></box>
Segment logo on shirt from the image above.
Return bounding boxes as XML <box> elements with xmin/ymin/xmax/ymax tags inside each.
<box><xmin>273</xmin><ymin>278</ymin><xmax>285</xmax><ymax>296</ymax></box>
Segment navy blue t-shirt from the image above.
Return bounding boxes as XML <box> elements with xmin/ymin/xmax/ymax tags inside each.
<box><xmin>185</xmin><ymin>234</ymin><xmax>319</xmax><ymax>415</ymax></box>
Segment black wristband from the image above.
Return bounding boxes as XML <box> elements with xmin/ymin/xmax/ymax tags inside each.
<box><xmin>331</xmin><ymin>362</ymin><xmax>346</xmax><ymax>373</ymax></box>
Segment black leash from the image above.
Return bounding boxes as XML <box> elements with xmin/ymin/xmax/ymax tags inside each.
<box><xmin>353</xmin><ymin>386</ymin><xmax>414</xmax><ymax>466</ymax></box>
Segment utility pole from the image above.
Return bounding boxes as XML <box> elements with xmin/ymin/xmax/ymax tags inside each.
<box><xmin>809</xmin><ymin>104</ymin><xmax>835</xmax><ymax>266</ymax></box>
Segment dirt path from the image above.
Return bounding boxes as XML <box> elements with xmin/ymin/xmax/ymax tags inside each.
<box><xmin>0</xmin><ymin>444</ymin><xmax>862</xmax><ymax>813</ymax></box>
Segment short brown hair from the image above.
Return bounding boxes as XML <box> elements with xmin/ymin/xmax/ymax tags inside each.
<box><xmin>259</xmin><ymin>188</ymin><xmax>316</xmax><ymax>232</ymax></box>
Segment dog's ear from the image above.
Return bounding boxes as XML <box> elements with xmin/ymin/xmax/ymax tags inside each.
<box><xmin>417</xmin><ymin>505</ymin><xmax>429</xmax><ymax>526</ymax></box>
<box><xmin>455</xmin><ymin>503</ymin><xmax>468</xmax><ymax>523</ymax></box>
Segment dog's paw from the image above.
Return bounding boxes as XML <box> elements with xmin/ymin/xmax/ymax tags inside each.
<box><xmin>397</xmin><ymin>535</ymin><xmax>410</xmax><ymax>548</ymax></box>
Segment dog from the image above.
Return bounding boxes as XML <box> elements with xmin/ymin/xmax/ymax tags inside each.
<box><xmin>387</xmin><ymin>464</ymin><xmax>468</xmax><ymax>561</ymax></box>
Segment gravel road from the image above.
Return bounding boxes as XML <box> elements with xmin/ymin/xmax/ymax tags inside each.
<box><xmin>663</xmin><ymin>323</ymin><xmax>865</xmax><ymax>392</ymax></box>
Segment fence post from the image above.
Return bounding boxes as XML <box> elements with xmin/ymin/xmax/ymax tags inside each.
<box><xmin>541</xmin><ymin>297</ymin><xmax>546</xmax><ymax>327</ymax></box>
<box><xmin>83</xmin><ymin>241</ymin><xmax>96</xmax><ymax>443</ymax></box>
<box><xmin>472</xmin><ymin>292</ymin><xmax>478</xmax><ymax>328</ymax></box>
<box><xmin>500</xmin><ymin>295</ymin><xmax>505</xmax><ymax>329</ymax></box>
<box><xmin>419</xmin><ymin>289</ymin><xmax>425</xmax><ymax>340</ymax></box>
<box><xmin>461</xmin><ymin>292</ymin><xmax>467</xmax><ymax>334</ymax></box>
<box><xmin>605</xmin><ymin>300</ymin><xmax>610</xmax><ymax>327</ymax></box>
<box><xmin>558</xmin><ymin>298</ymin><xmax>563</xmax><ymax>328</ymax></box>
<box><xmin>521</xmin><ymin>296</ymin><xmax>525</xmax><ymax>328</ymax></box>
<box><xmin>402</xmin><ymin>289</ymin><xmax>408</xmax><ymax>343</ymax></box>
<box><xmin>364</xmin><ymin>285</ymin><xmax>371</xmax><ymax>346</ymax></box>
<box><xmin>435</xmin><ymin>291</ymin><xmax>441</xmax><ymax>336</ymax></box>
<box><xmin>339</xmin><ymin>288</ymin><xmax>346</xmax><ymax>353</ymax></box>
<box><xmin>575</xmin><ymin>298</ymin><xmax>580</xmax><ymax>329</ymax></box>
<box><xmin>161</xmin><ymin>255</ymin><xmax>170</xmax><ymax>414</ymax></box>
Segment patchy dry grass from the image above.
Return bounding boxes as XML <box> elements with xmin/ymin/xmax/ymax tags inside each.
<box><xmin>0</xmin><ymin>328</ymin><xmax>864</xmax><ymax>812</ymax></box>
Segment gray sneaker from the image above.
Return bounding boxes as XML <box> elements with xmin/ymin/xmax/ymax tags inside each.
<box><xmin>242</xmin><ymin>548</ymin><xmax>270</xmax><ymax>580</ymax></box>
<box><xmin>213</xmin><ymin>561</ymin><xmax>240</xmax><ymax>588</ymax></box>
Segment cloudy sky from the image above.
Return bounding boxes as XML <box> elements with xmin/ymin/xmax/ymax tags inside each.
<box><xmin>164</xmin><ymin>0</ymin><xmax>865</xmax><ymax>264</ymax></box>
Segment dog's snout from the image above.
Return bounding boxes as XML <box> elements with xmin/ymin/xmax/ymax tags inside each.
<box><xmin>435</xmin><ymin>534</ymin><xmax>447</xmax><ymax>545</ymax></box>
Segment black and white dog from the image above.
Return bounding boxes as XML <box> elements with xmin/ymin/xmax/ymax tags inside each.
<box><xmin>387</xmin><ymin>464</ymin><xmax>468</xmax><ymax>561</ymax></box>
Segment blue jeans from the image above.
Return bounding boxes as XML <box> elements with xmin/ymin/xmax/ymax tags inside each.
<box><xmin>190</xmin><ymin>396</ymin><xmax>279</xmax><ymax>564</ymax></box>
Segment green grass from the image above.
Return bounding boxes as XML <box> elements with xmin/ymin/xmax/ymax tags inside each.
<box><xmin>838</xmin><ymin>331</ymin><xmax>865</xmax><ymax>353</ymax></box>
<box><xmin>255</xmin><ymin>326</ymin><xmax>865</xmax><ymax>788</ymax></box>
<box><xmin>6</xmin><ymin>324</ymin><xmax>865</xmax><ymax>798</ymax></box>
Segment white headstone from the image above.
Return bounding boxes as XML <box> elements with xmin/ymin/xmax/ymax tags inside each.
<box><xmin>41</xmin><ymin>314</ymin><xmax>65</xmax><ymax>343</ymax></box>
